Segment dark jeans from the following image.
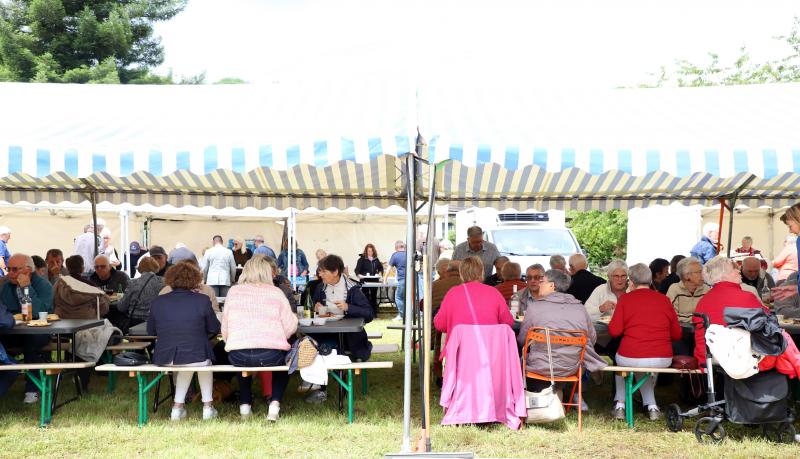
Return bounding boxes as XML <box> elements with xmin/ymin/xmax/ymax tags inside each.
<box><xmin>228</xmin><ymin>348</ymin><xmax>288</xmax><ymax>404</ymax></box>
<box><xmin>210</xmin><ymin>285</ymin><xmax>229</xmax><ymax>297</ymax></box>
<box><xmin>0</xmin><ymin>335</ymin><xmax>50</xmax><ymax>392</ymax></box>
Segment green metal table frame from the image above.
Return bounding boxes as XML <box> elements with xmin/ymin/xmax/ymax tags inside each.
<box><xmin>130</xmin><ymin>368</ymin><xmax>370</xmax><ymax>426</ymax></box>
<box><xmin>23</xmin><ymin>369</ymin><xmax>55</xmax><ymax>428</ymax></box>
<box><xmin>622</xmin><ymin>371</ymin><xmax>654</xmax><ymax>428</ymax></box>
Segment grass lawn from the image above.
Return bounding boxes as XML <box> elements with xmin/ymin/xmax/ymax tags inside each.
<box><xmin>1</xmin><ymin>317</ymin><xmax>798</xmax><ymax>458</ymax></box>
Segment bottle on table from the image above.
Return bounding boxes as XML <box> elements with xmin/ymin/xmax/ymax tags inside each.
<box><xmin>21</xmin><ymin>287</ymin><xmax>33</xmax><ymax>321</ymax></box>
<box><xmin>761</xmin><ymin>284</ymin><xmax>772</xmax><ymax>304</ymax></box>
<box><xmin>509</xmin><ymin>285</ymin><xmax>520</xmax><ymax>319</ymax></box>
<box><xmin>297</xmin><ymin>303</ymin><xmax>305</xmax><ymax>320</ymax></box>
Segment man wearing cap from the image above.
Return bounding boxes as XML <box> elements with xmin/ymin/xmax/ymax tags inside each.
<box><xmin>74</xmin><ymin>219</ymin><xmax>105</xmax><ymax>275</ymax></box>
<box><xmin>452</xmin><ymin>226</ymin><xmax>500</xmax><ymax>281</ymax></box>
<box><xmin>0</xmin><ymin>226</ymin><xmax>11</xmax><ymax>277</ymax></box>
<box><xmin>253</xmin><ymin>235</ymin><xmax>276</xmax><ymax>259</ymax></box>
<box><xmin>168</xmin><ymin>243</ymin><xmax>198</xmax><ymax>265</ymax></box>
<box><xmin>127</xmin><ymin>241</ymin><xmax>147</xmax><ymax>277</ymax></box>
<box><xmin>149</xmin><ymin>245</ymin><xmax>171</xmax><ymax>277</ymax></box>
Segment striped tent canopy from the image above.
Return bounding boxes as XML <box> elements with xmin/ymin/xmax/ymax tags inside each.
<box><xmin>420</xmin><ymin>82</ymin><xmax>800</xmax><ymax>209</ymax></box>
<box><xmin>0</xmin><ymin>81</ymin><xmax>415</xmax><ymax>209</ymax></box>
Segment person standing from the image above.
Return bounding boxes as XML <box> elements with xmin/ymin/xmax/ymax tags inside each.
<box><xmin>0</xmin><ymin>227</ymin><xmax>11</xmax><ymax>277</ymax></box>
<box><xmin>452</xmin><ymin>226</ymin><xmax>500</xmax><ymax>281</ymax></box>
<box><xmin>689</xmin><ymin>223</ymin><xmax>720</xmax><ymax>265</ymax></box>
<box><xmin>201</xmin><ymin>235</ymin><xmax>237</xmax><ymax>297</ymax></box>
<box><xmin>99</xmin><ymin>228</ymin><xmax>121</xmax><ymax>269</ymax></box>
<box><xmin>387</xmin><ymin>240</ymin><xmax>408</xmax><ymax>321</ymax></box>
<box><xmin>277</xmin><ymin>240</ymin><xmax>309</xmax><ymax>278</ymax></box>
<box><xmin>355</xmin><ymin>243</ymin><xmax>384</xmax><ymax>313</ymax></box>
<box><xmin>252</xmin><ymin>235</ymin><xmax>277</xmax><ymax>259</ymax></box>
<box><xmin>74</xmin><ymin>219</ymin><xmax>105</xmax><ymax>275</ymax></box>
<box><xmin>772</xmin><ymin>235</ymin><xmax>798</xmax><ymax>284</ymax></box>
<box><xmin>168</xmin><ymin>243</ymin><xmax>198</xmax><ymax>265</ymax></box>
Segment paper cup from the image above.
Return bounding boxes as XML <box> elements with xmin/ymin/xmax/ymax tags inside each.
<box><xmin>38</xmin><ymin>312</ymin><xmax>48</xmax><ymax>322</ymax></box>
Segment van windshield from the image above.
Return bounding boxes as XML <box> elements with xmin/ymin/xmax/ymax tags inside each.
<box><xmin>490</xmin><ymin>228</ymin><xmax>578</xmax><ymax>256</ymax></box>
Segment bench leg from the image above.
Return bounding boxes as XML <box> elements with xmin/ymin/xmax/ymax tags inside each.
<box><xmin>136</xmin><ymin>372</ymin><xmax>166</xmax><ymax>426</ymax></box>
<box><xmin>361</xmin><ymin>370</ymin><xmax>367</xmax><ymax>396</ymax></box>
<box><xmin>329</xmin><ymin>369</ymin><xmax>355</xmax><ymax>424</ymax></box>
<box><xmin>624</xmin><ymin>372</ymin><xmax>654</xmax><ymax>429</ymax></box>
<box><xmin>25</xmin><ymin>370</ymin><xmax>53</xmax><ymax>428</ymax></box>
<box><xmin>104</xmin><ymin>351</ymin><xmax>116</xmax><ymax>393</ymax></box>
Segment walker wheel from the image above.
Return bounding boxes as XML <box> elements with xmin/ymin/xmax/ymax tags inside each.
<box><xmin>762</xmin><ymin>422</ymin><xmax>797</xmax><ymax>444</ymax></box>
<box><xmin>665</xmin><ymin>404</ymin><xmax>684</xmax><ymax>432</ymax></box>
<box><xmin>694</xmin><ymin>417</ymin><xmax>726</xmax><ymax>443</ymax></box>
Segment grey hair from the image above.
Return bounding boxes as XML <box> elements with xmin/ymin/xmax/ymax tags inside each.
<box><xmin>446</xmin><ymin>259</ymin><xmax>461</xmax><ymax>273</ymax></box>
<box><xmin>703</xmin><ymin>256</ymin><xmax>737</xmax><ymax>285</ymax></box>
<box><xmin>466</xmin><ymin>226</ymin><xmax>483</xmax><ymax>238</ymax></box>
<box><xmin>526</xmin><ymin>263</ymin><xmax>545</xmax><ymax>273</ymax></box>
<box><xmin>742</xmin><ymin>236</ymin><xmax>753</xmax><ymax>243</ymax></box>
<box><xmin>544</xmin><ymin>269</ymin><xmax>571</xmax><ymax>293</ymax></box>
<box><xmin>605</xmin><ymin>259</ymin><xmax>628</xmax><ymax>277</ymax></box>
<box><xmin>676</xmin><ymin>257</ymin><xmax>701</xmax><ymax>281</ymax></box>
<box><xmin>0</xmin><ymin>226</ymin><xmax>10</xmax><ymax>235</ymax></box>
<box><xmin>94</xmin><ymin>254</ymin><xmax>110</xmax><ymax>263</ymax></box>
<box><xmin>628</xmin><ymin>263</ymin><xmax>652</xmax><ymax>286</ymax></box>
<box><xmin>436</xmin><ymin>257</ymin><xmax>451</xmax><ymax>273</ymax></box>
<box><xmin>394</xmin><ymin>240</ymin><xmax>405</xmax><ymax>250</ymax></box>
<box><xmin>549</xmin><ymin>255</ymin><xmax>566</xmax><ymax>269</ymax></box>
<box><xmin>10</xmin><ymin>253</ymin><xmax>35</xmax><ymax>270</ymax></box>
<box><xmin>702</xmin><ymin>222</ymin><xmax>718</xmax><ymax>235</ymax></box>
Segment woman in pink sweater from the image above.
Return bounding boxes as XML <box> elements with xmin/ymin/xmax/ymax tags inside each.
<box><xmin>434</xmin><ymin>256</ymin><xmax>515</xmax><ymax>345</ymax></box>
<box><xmin>222</xmin><ymin>255</ymin><xmax>298</xmax><ymax>421</ymax></box>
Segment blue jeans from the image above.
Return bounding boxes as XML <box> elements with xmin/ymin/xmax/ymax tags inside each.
<box><xmin>228</xmin><ymin>348</ymin><xmax>288</xmax><ymax>404</ymax></box>
<box><xmin>0</xmin><ymin>335</ymin><xmax>50</xmax><ymax>392</ymax></box>
<box><xmin>395</xmin><ymin>280</ymin><xmax>406</xmax><ymax>316</ymax></box>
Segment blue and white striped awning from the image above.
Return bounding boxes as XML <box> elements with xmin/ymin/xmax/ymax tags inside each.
<box><xmin>2</xmin><ymin>81</ymin><xmax>800</xmax><ymax>209</ymax></box>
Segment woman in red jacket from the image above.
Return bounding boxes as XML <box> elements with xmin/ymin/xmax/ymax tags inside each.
<box><xmin>608</xmin><ymin>263</ymin><xmax>681</xmax><ymax>421</ymax></box>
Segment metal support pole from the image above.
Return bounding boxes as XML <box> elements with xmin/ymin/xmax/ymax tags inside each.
<box><xmin>91</xmin><ymin>192</ymin><xmax>99</xmax><ymax>258</ymax></box>
<box><xmin>289</xmin><ymin>209</ymin><xmax>296</xmax><ymax>290</ymax></box>
<box><xmin>717</xmin><ymin>198</ymin><xmax>726</xmax><ymax>255</ymax></box>
<box><xmin>401</xmin><ymin>153</ymin><xmax>416</xmax><ymax>453</ymax></box>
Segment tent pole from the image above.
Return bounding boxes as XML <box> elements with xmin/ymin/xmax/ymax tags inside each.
<box><xmin>717</xmin><ymin>198</ymin><xmax>726</xmax><ymax>255</ymax></box>
<box><xmin>421</xmin><ymin>159</ymin><xmax>437</xmax><ymax>453</ymax></box>
<box><xmin>401</xmin><ymin>153</ymin><xmax>416</xmax><ymax>454</ymax></box>
<box><xmin>91</xmin><ymin>191</ymin><xmax>99</xmax><ymax>258</ymax></box>
<box><xmin>119</xmin><ymin>209</ymin><xmax>129</xmax><ymax>273</ymax></box>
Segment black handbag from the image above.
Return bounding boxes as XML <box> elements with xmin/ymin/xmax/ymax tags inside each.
<box><xmin>113</xmin><ymin>351</ymin><xmax>148</xmax><ymax>366</ymax></box>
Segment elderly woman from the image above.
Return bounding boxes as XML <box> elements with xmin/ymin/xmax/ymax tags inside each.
<box><xmin>222</xmin><ymin>256</ymin><xmax>298</xmax><ymax>421</ymax></box>
<box><xmin>584</xmin><ymin>260</ymin><xmax>629</xmax><ymax>322</ymax></box>
<box><xmin>114</xmin><ymin>257</ymin><xmax>165</xmax><ymax>331</ymax></box>
<box><xmin>516</xmin><ymin>264</ymin><xmax>545</xmax><ymax>317</ymax></box>
<box><xmin>516</xmin><ymin>269</ymin><xmax>607</xmax><ymax>404</ymax></box>
<box><xmin>666</xmin><ymin>257</ymin><xmax>709</xmax><ymax>323</ymax></box>
<box><xmin>608</xmin><ymin>264</ymin><xmax>681</xmax><ymax>421</ymax></box>
<box><xmin>495</xmin><ymin>262</ymin><xmax>526</xmax><ymax>302</ymax></box>
<box><xmin>693</xmin><ymin>256</ymin><xmax>768</xmax><ymax>365</ymax></box>
<box><xmin>434</xmin><ymin>256</ymin><xmax>515</xmax><ymax>346</ymax></box>
<box><xmin>148</xmin><ymin>261</ymin><xmax>221</xmax><ymax>421</ymax></box>
<box><xmin>53</xmin><ymin>255</ymin><xmax>110</xmax><ymax>319</ymax></box>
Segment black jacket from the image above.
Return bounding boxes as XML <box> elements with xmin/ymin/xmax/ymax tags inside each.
<box><xmin>566</xmin><ymin>269</ymin><xmax>606</xmax><ymax>304</ymax></box>
<box><xmin>147</xmin><ymin>289</ymin><xmax>220</xmax><ymax>365</ymax></box>
<box><xmin>658</xmin><ymin>273</ymin><xmax>680</xmax><ymax>295</ymax></box>
<box><xmin>355</xmin><ymin>256</ymin><xmax>383</xmax><ymax>277</ymax></box>
<box><xmin>311</xmin><ymin>277</ymin><xmax>373</xmax><ymax>361</ymax></box>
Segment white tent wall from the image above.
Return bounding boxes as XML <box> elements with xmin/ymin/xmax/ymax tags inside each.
<box><xmin>626</xmin><ymin>205</ymin><xmax>703</xmax><ymax>267</ymax></box>
<box><xmin>148</xmin><ymin>219</ymin><xmax>284</xmax><ymax>259</ymax></box>
<box><xmin>700</xmin><ymin>207</ymin><xmax>790</xmax><ymax>268</ymax></box>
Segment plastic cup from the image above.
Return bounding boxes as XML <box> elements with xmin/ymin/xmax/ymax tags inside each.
<box><xmin>38</xmin><ymin>312</ymin><xmax>48</xmax><ymax>322</ymax></box>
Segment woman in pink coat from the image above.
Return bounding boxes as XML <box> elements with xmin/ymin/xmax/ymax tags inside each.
<box><xmin>773</xmin><ymin>235</ymin><xmax>798</xmax><ymax>283</ymax></box>
<box><xmin>434</xmin><ymin>256</ymin><xmax>515</xmax><ymax>344</ymax></box>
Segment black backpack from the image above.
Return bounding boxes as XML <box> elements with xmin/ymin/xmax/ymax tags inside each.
<box><xmin>113</xmin><ymin>351</ymin><xmax>148</xmax><ymax>366</ymax></box>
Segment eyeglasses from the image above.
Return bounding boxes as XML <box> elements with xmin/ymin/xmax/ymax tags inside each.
<box><xmin>7</xmin><ymin>266</ymin><xmax>27</xmax><ymax>273</ymax></box>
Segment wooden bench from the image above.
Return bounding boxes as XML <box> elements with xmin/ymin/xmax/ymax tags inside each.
<box><xmin>372</xmin><ymin>343</ymin><xmax>399</xmax><ymax>354</ymax></box>
<box><xmin>366</xmin><ymin>331</ymin><xmax>382</xmax><ymax>339</ymax></box>
<box><xmin>0</xmin><ymin>362</ymin><xmax>95</xmax><ymax>427</ymax></box>
<box><xmin>102</xmin><ymin>341</ymin><xmax>151</xmax><ymax>393</ymax></box>
<box><xmin>95</xmin><ymin>361</ymin><xmax>393</xmax><ymax>425</ymax></box>
<box><xmin>603</xmin><ymin>365</ymin><xmax>704</xmax><ymax>428</ymax></box>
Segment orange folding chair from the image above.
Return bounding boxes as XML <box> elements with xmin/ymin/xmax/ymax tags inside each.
<box><xmin>522</xmin><ymin>327</ymin><xmax>588</xmax><ymax>431</ymax></box>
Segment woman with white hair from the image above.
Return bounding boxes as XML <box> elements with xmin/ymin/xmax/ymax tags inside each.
<box><xmin>608</xmin><ymin>263</ymin><xmax>681</xmax><ymax>421</ymax></box>
<box><xmin>692</xmin><ymin>256</ymin><xmax>768</xmax><ymax>366</ymax></box>
<box><xmin>99</xmin><ymin>227</ymin><xmax>121</xmax><ymax>269</ymax></box>
<box><xmin>584</xmin><ymin>259</ymin><xmax>629</xmax><ymax>322</ymax></box>
<box><xmin>666</xmin><ymin>257</ymin><xmax>709</xmax><ymax>323</ymax></box>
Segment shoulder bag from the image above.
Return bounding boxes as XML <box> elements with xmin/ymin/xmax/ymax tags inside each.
<box><xmin>524</xmin><ymin>328</ymin><xmax>566</xmax><ymax>424</ymax></box>
<box><xmin>74</xmin><ymin>297</ymin><xmax>122</xmax><ymax>363</ymax></box>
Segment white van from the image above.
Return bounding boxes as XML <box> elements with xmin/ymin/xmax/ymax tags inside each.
<box><xmin>455</xmin><ymin>209</ymin><xmax>583</xmax><ymax>274</ymax></box>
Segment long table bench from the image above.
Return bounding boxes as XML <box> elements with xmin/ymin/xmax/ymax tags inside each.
<box><xmin>95</xmin><ymin>361</ymin><xmax>393</xmax><ymax>425</ymax></box>
<box><xmin>603</xmin><ymin>365</ymin><xmax>705</xmax><ymax>428</ymax></box>
<box><xmin>0</xmin><ymin>362</ymin><xmax>95</xmax><ymax>427</ymax></box>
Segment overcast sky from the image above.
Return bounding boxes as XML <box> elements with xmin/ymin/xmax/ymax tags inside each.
<box><xmin>153</xmin><ymin>0</ymin><xmax>800</xmax><ymax>87</ymax></box>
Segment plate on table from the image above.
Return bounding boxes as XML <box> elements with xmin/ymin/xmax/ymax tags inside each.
<box><xmin>26</xmin><ymin>321</ymin><xmax>51</xmax><ymax>327</ymax></box>
<box><xmin>597</xmin><ymin>316</ymin><xmax>612</xmax><ymax>324</ymax></box>
<box><xmin>317</xmin><ymin>314</ymin><xmax>344</xmax><ymax>321</ymax></box>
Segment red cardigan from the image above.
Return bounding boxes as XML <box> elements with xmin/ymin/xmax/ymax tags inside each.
<box><xmin>608</xmin><ymin>288</ymin><xmax>681</xmax><ymax>359</ymax></box>
<box><xmin>692</xmin><ymin>281</ymin><xmax>768</xmax><ymax>364</ymax></box>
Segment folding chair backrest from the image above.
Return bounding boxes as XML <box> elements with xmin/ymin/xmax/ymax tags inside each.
<box><xmin>522</xmin><ymin>327</ymin><xmax>588</xmax><ymax>373</ymax></box>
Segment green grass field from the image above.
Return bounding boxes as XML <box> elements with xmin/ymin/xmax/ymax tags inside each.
<box><xmin>1</xmin><ymin>317</ymin><xmax>798</xmax><ymax>458</ymax></box>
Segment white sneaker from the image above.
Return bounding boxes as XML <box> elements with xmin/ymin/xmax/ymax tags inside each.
<box><xmin>23</xmin><ymin>392</ymin><xmax>39</xmax><ymax>404</ymax></box>
<box><xmin>239</xmin><ymin>404</ymin><xmax>252</xmax><ymax>418</ymax></box>
<box><xmin>170</xmin><ymin>406</ymin><xmax>187</xmax><ymax>421</ymax></box>
<box><xmin>267</xmin><ymin>401</ymin><xmax>280</xmax><ymax>422</ymax></box>
<box><xmin>203</xmin><ymin>406</ymin><xmax>218</xmax><ymax>420</ymax></box>
<box><xmin>392</xmin><ymin>314</ymin><xmax>403</xmax><ymax>322</ymax></box>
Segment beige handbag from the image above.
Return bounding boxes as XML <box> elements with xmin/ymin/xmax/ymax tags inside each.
<box><xmin>525</xmin><ymin>328</ymin><xmax>566</xmax><ymax>423</ymax></box>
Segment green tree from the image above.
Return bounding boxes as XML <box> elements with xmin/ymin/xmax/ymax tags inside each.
<box><xmin>0</xmin><ymin>0</ymin><xmax>187</xmax><ymax>83</ymax></box>
<box><xmin>643</xmin><ymin>16</ymin><xmax>800</xmax><ymax>87</ymax></box>
<box><xmin>214</xmin><ymin>77</ymin><xmax>248</xmax><ymax>84</ymax></box>
<box><xmin>566</xmin><ymin>210</ymin><xmax>627</xmax><ymax>269</ymax></box>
